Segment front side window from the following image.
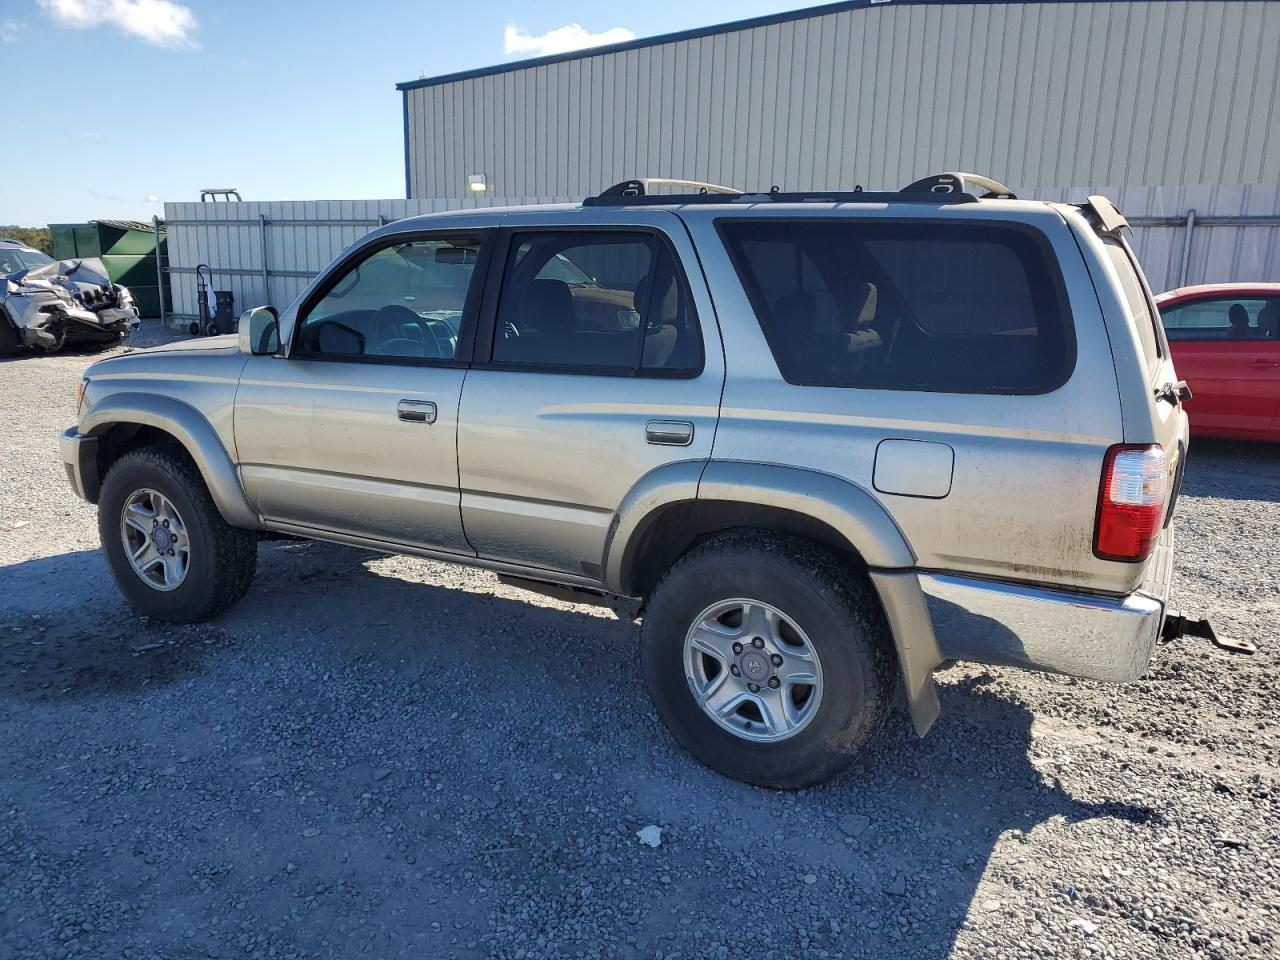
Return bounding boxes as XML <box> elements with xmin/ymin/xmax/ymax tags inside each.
<box><xmin>1161</xmin><ymin>297</ymin><xmax>1280</xmax><ymax>342</ymax></box>
<box><xmin>295</xmin><ymin>237</ymin><xmax>482</xmax><ymax>361</ymax></box>
<box><xmin>492</xmin><ymin>231</ymin><xmax>702</xmax><ymax>375</ymax></box>
<box><xmin>720</xmin><ymin>220</ymin><xmax>1073</xmax><ymax>393</ymax></box>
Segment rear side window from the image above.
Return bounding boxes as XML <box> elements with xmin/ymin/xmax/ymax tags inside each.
<box><xmin>1103</xmin><ymin>239</ymin><xmax>1163</xmax><ymax>369</ymax></box>
<box><xmin>719</xmin><ymin>220</ymin><xmax>1073</xmax><ymax>393</ymax></box>
<box><xmin>492</xmin><ymin>231</ymin><xmax>703</xmax><ymax>376</ymax></box>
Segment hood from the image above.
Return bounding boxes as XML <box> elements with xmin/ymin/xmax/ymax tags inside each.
<box><xmin>134</xmin><ymin>334</ymin><xmax>240</xmax><ymax>355</ymax></box>
<box><xmin>6</xmin><ymin>256</ymin><xmax>135</xmax><ymax>315</ymax></box>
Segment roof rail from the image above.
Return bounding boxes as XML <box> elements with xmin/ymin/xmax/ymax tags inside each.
<box><xmin>595</xmin><ymin>178</ymin><xmax>743</xmax><ymax>199</ymax></box>
<box><xmin>584</xmin><ymin>177</ymin><xmax>988</xmax><ymax>207</ymax></box>
<box><xmin>901</xmin><ymin>172</ymin><xmax>1017</xmax><ymax>199</ymax></box>
<box><xmin>0</xmin><ymin>237</ymin><xmax>28</xmax><ymax>245</ymax></box>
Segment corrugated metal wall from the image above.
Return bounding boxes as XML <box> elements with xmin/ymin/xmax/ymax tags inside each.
<box><xmin>162</xmin><ymin>197</ymin><xmax>570</xmax><ymax>323</ymax></box>
<box><xmin>163</xmin><ymin>185</ymin><xmax>1280</xmax><ymax>328</ymax></box>
<box><xmin>404</xmin><ymin>1</ymin><xmax>1280</xmax><ymax>200</ymax></box>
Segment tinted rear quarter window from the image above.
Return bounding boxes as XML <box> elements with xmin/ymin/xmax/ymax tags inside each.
<box><xmin>1102</xmin><ymin>239</ymin><xmax>1163</xmax><ymax>370</ymax></box>
<box><xmin>719</xmin><ymin>219</ymin><xmax>1073</xmax><ymax>393</ymax></box>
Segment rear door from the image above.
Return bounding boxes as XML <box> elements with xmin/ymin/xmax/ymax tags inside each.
<box><xmin>456</xmin><ymin>212</ymin><xmax>723</xmax><ymax>580</ymax></box>
<box><xmin>1159</xmin><ymin>294</ymin><xmax>1280</xmax><ymax>436</ymax></box>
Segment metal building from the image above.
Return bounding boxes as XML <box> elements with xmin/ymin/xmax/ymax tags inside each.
<box><xmin>398</xmin><ymin>0</ymin><xmax>1280</xmax><ymax>201</ymax></box>
<box><xmin>160</xmin><ymin>0</ymin><xmax>1280</xmax><ymax>327</ymax></box>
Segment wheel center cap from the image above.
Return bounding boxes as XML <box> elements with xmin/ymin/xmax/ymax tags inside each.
<box><xmin>738</xmin><ymin>649</ymin><xmax>771</xmax><ymax>683</ymax></box>
<box><xmin>153</xmin><ymin>526</ymin><xmax>174</xmax><ymax>551</ymax></box>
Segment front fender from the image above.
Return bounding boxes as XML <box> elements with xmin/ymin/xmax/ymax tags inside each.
<box><xmin>81</xmin><ymin>392</ymin><xmax>261</xmax><ymax>529</ymax></box>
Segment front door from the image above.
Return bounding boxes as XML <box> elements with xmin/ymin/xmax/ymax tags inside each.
<box><xmin>1162</xmin><ymin>294</ymin><xmax>1280</xmax><ymax>436</ymax></box>
<box><xmin>234</xmin><ymin>232</ymin><xmax>489</xmax><ymax>553</ymax></box>
<box><xmin>456</xmin><ymin>218</ymin><xmax>724</xmax><ymax>579</ymax></box>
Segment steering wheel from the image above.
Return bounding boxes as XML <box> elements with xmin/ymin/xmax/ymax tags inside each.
<box><xmin>371</xmin><ymin>304</ymin><xmax>425</xmax><ymax>355</ymax></box>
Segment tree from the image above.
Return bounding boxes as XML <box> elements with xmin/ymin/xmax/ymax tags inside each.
<box><xmin>0</xmin><ymin>227</ymin><xmax>53</xmax><ymax>255</ymax></box>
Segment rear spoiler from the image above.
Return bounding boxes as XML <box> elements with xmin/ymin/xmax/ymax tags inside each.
<box><xmin>1082</xmin><ymin>195</ymin><xmax>1128</xmax><ymax>236</ymax></box>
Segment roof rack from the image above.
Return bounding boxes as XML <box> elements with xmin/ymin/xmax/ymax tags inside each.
<box><xmin>900</xmin><ymin>172</ymin><xmax>1017</xmax><ymax>199</ymax></box>
<box><xmin>583</xmin><ymin>171</ymin><xmax>1017</xmax><ymax>207</ymax></box>
<box><xmin>0</xmin><ymin>237</ymin><xmax>28</xmax><ymax>245</ymax></box>
<box><xmin>597</xmin><ymin>178</ymin><xmax>742</xmax><ymax>198</ymax></box>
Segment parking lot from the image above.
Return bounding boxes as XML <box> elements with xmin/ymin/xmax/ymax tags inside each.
<box><xmin>1</xmin><ymin>325</ymin><xmax>1277</xmax><ymax>960</ymax></box>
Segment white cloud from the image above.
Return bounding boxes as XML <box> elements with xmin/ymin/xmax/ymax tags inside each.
<box><xmin>1</xmin><ymin>19</ymin><xmax>25</xmax><ymax>42</ymax></box>
<box><xmin>145</xmin><ymin>194</ymin><xmax>161</xmax><ymax>203</ymax></box>
<box><xmin>38</xmin><ymin>0</ymin><xmax>199</xmax><ymax>50</ymax></box>
<box><xmin>504</xmin><ymin>22</ymin><xmax>635</xmax><ymax>58</ymax></box>
<box><xmin>71</xmin><ymin>131</ymin><xmax>102</xmax><ymax>140</ymax></box>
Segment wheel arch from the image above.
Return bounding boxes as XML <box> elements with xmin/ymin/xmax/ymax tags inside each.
<box><xmin>605</xmin><ymin>460</ymin><xmax>917</xmax><ymax>600</ymax></box>
<box><xmin>605</xmin><ymin>460</ymin><xmax>944</xmax><ymax>736</ymax></box>
<box><xmin>82</xmin><ymin>393</ymin><xmax>260</xmax><ymax>529</ymax></box>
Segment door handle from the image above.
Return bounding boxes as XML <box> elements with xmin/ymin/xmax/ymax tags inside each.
<box><xmin>397</xmin><ymin>399</ymin><xmax>437</xmax><ymax>423</ymax></box>
<box><xmin>645</xmin><ymin>420</ymin><xmax>694</xmax><ymax>446</ymax></box>
<box><xmin>1247</xmin><ymin>358</ymin><xmax>1279</xmax><ymax>369</ymax></box>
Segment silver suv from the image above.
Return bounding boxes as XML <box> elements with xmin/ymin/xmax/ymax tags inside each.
<box><xmin>60</xmin><ymin>174</ymin><xmax>1188</xmax><ymax>788</ymax></box>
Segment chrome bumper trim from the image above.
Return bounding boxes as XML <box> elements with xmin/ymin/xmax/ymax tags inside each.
<box><xmin>920</xmin><ymin>572</ymin><xmax>1164</xmax><ymax>683</ymax></box>
<box><xmin>60</xmin><ymin>427</ymin><xmax>99</xmax><ymax>502</ymax></box>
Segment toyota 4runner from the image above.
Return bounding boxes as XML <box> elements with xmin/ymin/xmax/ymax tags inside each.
<box><xmin>60</xmin><ymin>173</ymin><xmax>1189</xmax><ymax>788</ymax></box>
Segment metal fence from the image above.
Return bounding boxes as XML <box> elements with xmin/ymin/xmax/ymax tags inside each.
<box><xmin>161</xmin><ymin>197</ymin><xmax>573</xmax><ymax>327</ymax></box>
<box><xmin>163</xmin><ymin>186</ymin><xmax>1280</xmax><ymax>328</ymax></box>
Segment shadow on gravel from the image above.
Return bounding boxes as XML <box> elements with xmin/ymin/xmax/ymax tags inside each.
<box><xmin>0</xmin><ymin>552</ymin><xmax>239</xmax><ymax>703</ymax></box>
<box><xmin>1181</xmin><ymin>437</ymin><xmax>1280</xmax><ymax>502</ymax></box>
<box><xmin>0</xmin><ymin>540</ymin><xmax>1161</xmax><ymax>959</ymax></box>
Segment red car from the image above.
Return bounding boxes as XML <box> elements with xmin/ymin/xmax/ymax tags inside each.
<box><xmin>1155</xmin><ymin>283</ymin><xmax>1280</xmax><ymax>441</ymax></box>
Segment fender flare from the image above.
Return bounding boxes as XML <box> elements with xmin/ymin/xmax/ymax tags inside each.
<box><xmin>81</xmin><ymin>392</ymin><xmax>261</xmax><ymax>529</ymax></box>
<box><xmin>603</xmin><ymin>459</ymin><xmax>943</xmax><ymax>735</ymax></box>
<box><xmin>695</xmin><ymin>460</ymin><xmax>917</xmax><ymax>566</ymax></box>
<box><xmin>604</xmin><ymin>459</ymin><xmax>917</xmax><ymax>594</ymax></box>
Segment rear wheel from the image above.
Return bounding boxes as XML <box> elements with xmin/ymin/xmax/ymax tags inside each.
<box><xmin>640</xmin><ymin>532</ymin><xmax>895</xmax><ymax>789</ymax></box>
<box><xmin>98</xmin><ymin>446</ymin><xmax>258</xmax><ymax>622</ymax></box>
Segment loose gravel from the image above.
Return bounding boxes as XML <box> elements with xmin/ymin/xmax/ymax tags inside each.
<box><xmin>1</xmin><ymin>323</ymin><xmax>1277</xmax><ymax>959</ymax></box>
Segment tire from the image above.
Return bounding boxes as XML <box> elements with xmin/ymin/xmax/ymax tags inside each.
<box><xmin>98</xmin><ymin>446</ymin><xmax>258</xmax><ymax>623</ymax></box>
<box><xmin>0</xmin><ymin>319</ymin><xmax>16</xmax><ymax>357</ymax></box>
<box><xmin>640</xmin><ymin>531</ymin><xmax>895</xmax><ymax>789</ymax></box>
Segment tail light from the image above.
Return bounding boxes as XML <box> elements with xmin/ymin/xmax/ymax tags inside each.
<box><xmin>1094</xmin><ymin>444</ymin><xmax>1168</xmax><ymax>562</ymax></box>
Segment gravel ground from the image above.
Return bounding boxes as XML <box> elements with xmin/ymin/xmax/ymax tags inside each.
<box><xmin>1</xmin><ymin>322</ymin><xmax>1277</xmax><ymax>960</ymax></box>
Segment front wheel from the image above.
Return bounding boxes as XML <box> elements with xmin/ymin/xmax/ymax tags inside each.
<box><xmin>640</xmin><ymin>533</ymin><xmax>895</xmax><ymax>789</ymax></box>
<box><xmin>98</xmin><ymin>446</ymin><xmax>258</xmax><ymax>622</ymax></box>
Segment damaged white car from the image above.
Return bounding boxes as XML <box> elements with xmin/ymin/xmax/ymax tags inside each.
<box><xmin>0</xmin><ymin>238</ymin><xmax>140</xmax><ymax>356</ymax></box>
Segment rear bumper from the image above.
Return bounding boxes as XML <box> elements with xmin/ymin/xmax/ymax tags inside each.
<box><xmin>60</xmin><ymin>426</ymin><xmax>100</xmax><ymax>503</ymax></box>
<box><xmin>920</xmin><ymin>530</ymin><xmax>1173</xmax><ymax>683</ymax></box>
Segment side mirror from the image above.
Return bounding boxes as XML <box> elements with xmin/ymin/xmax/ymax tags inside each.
<box><xmin>239</xmin><ymin>306</ymin><xmax>279</xmax><ymax>356</ymax></box>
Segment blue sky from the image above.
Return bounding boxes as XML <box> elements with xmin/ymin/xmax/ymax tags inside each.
<box><xmin>3</xmin><ymin>0</ymin><xmax>819</xmax><ymax>226</ymax></box>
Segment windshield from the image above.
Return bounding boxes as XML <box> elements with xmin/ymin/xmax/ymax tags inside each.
<box><xmin>0</xmin><ymin>246</ymin><xmax>55</xmax><ymax>276</ymax></box>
